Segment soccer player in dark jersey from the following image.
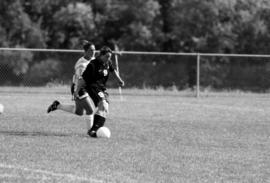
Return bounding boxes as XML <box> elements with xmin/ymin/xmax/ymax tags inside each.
<box><xmin>80</xmin><ymin>46</ymin><xmax>124</xmax><ymax>137</ymax></box>
<box><xmin>47</xmin><ymin>46</ymin><xmax>124</xmax><ymax>137</ymax></box>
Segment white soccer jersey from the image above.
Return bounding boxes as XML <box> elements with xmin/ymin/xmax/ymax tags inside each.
<box><xmin>72</xmin><ymin>56</ymin><xmax>95</xmax><ymax>88</ymax></box>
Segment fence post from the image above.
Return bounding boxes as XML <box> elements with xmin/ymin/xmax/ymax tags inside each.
<box><xmin>196</xmin><ymin>53</ymin><xmax>201</xmax><ymax>98</ymax></box>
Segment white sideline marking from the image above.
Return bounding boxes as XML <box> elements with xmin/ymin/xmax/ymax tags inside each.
<box><xmin>0</xmin><ymin>173</ymin><xmax>20</xmax><ymax>178</ymax></box>
<box><xmin>0</xmin><ymin>163</ymin><xmax>103</xmax><ymax>182</ymax></box>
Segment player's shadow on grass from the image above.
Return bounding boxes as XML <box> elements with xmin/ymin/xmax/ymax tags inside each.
<box><xmin>0</xmin><ymin>130</ymin><xmax>86</xmax><ymax>138</ymax></box>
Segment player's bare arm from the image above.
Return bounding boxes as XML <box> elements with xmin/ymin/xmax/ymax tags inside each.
<box><xmin>113</xmin><ymin>70</ymin><xmax>124</xmax><ymax>87</ymax></box>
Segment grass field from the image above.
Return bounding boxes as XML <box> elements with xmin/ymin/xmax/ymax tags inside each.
<box><xmin>0</xmin><ymin>87</ymin><xmax>269</xmax><ymax>183</ymax></box>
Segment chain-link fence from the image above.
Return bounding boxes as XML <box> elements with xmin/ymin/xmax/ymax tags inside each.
<box><xmin>0</xmin><ymin>49</ymin><xmax>81</xmax><ymax>86</ymax></box>
<box><xmin>1</xmin><ymin>48</ymin><xmax>270</xmax><ymax>94</ymax></box>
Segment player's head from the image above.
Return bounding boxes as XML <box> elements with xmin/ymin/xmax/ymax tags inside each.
<box><xmin>99</xmin><ymin>46</ymin><xmax>112</xmax><ymax>62</ymax></box>
<box><xmin>83</xmin><ymin>40</ymin><xmax>95</xmax><ymax>57</ymax></box>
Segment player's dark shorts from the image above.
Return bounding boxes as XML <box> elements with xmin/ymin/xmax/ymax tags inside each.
<box><xmin>86</xmin><ymin>87</ymin><xmax>109</xmax><ymax>107</ymax></box>
<box><xmin>78</xmin><ymin>87</ymin><xmax>87</xmax><ymax>96</ymax></box>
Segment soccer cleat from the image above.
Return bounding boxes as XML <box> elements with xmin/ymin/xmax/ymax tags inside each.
<box><xmin>87</xmin><ymin>130</ymin><xmax>97</xmax><ymax>138</ymax></box>
<box><xmin>47</xmin><ymin>100</ymin><xmax>60</xmax><ymax>113</ymax></box>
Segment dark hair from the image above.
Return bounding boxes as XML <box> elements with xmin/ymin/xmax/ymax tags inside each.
<box><xmin>99</xmin><ymin>46</ymin><xmax>112</xmax><ymax>55</ymax></box>
<box><xmin>82</xmin><ymin>40</ymin><xmax>94</xmax><ymax>51</ymax></box>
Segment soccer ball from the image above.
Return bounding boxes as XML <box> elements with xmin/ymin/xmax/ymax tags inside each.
<box><xmin>96</xmin><ymin>127</ymin><xmax>111</xmax><ymax>138</ymax></box>
<box><xmin>0</xmin><ymin>104</ymin><xmax>4</xmax><ymax>114</ymax></box>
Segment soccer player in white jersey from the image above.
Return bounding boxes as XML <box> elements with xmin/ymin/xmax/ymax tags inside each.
<box><xmin>47</xmin><ymin>41</ymin><xmax>96</xmax><ymax>131</ymax></box>
<box><xmin>71</xmin><ymin>41</ymin><xmax>96</xmax><ymax>100</ymax></box>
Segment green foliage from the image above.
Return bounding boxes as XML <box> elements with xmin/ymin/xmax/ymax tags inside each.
<box><xmin>1</xmin><ymin>0</ymin><xmax>270</xmax><ymax>52</ymax></box>
<box><xmin>51</xmin><ymin>2</ymin><xmax>95</xmax><ymax>49</ymax></box>
<box><xmin>1</xmin><ymin>0</ymin><xmax>270</xmax><ymax>89</ymax></box>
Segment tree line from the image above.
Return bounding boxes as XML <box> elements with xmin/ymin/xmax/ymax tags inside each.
<box><xmin>1</xmin><ymin>0</ymin><xmax>270</xmax><ymax>90</ymax></box>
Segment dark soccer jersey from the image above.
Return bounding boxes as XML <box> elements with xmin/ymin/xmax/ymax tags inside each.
<box><xmin>82</xmin><ymin>58</ymin><xmax>115</xmax><ymax>91</ymax></box>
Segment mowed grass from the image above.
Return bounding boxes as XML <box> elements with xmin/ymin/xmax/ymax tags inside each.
<box><xmin>0</xmin><ymin>87</ymin><xmax>269</xmax><ymax>183</ymax></box>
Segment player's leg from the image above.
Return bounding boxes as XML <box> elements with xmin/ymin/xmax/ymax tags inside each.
<box><xmin>58</xmin><ymin>104</ymin><xmax>76</xmax><ymax>114</ymax></box>
<box><xmin>88</xmin><ymin>99</ymin><xmax>109</xmax><ymax>137</ymax></box>
<box><xmin>87</xmin><ymin>114</ymin><xmax>94</xmax><ymax>131</ymax></box>
<box><xmin>47</xmin><ymin>100</ymin><xmax>83</xmax><ymax>115</ymax></box>
<box><xmin>47</xmin><ymin>87</ymin><xmax>89</xmax><ymax>114</ymax></box>
<box><xmin>77</xmin><ymin>96</ymin><xmax>96</xmax><ymax>131</ymax></box>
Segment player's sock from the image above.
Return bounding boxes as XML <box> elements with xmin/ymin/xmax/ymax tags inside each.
<box><xmin>58</xmin><ymin>104</ymin><xmax>75</xmax><ymax>114</ymax></box>
<box><xmin>92</xmin><ymin>115</ymin><xmax>105</xmax><ymax>131</ymax></box>
<box><xmin>87</xmin><ymin>115</ymin><xmax>105</xmax><ymax>137</ymax></box>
